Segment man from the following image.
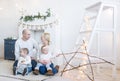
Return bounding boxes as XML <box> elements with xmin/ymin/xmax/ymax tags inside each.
<box><xmin>13</xmin><ymin>29</ymin><xmax>39</xmax><ymax>75</ymax></box>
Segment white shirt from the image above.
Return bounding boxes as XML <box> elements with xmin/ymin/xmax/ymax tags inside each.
<box><xmin>15</xmin><ymin>37</ymin><xmax>39</xmax><ymax>60</ymax></box>
<box><xmin>17</xmin><ymin>55</ymin><xmax>32</xmax><ymax>67</ymax></box>
<box><xmin>40</xmin><ymin>52</ymin><xmax>52</xmax><ymax>61</ymax></box>
<box><xmin>17</xmin><ymin>55</ymin><xmax>31</xmax><ymax>73</ymax></box>
<box><xmin>37</xmin><ymin>44</ymin><xmax>55</xmax><ymax>60</ymax></box>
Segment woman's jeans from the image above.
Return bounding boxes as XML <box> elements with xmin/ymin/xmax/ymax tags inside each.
<box><xmin>39</xmin><ymin>63</ymin><xmax>58</xmax><ymax>75</ymax></box>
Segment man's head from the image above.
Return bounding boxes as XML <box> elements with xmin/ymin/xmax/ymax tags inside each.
<box><xmin>22</xmin><ymin>29</ymin><xmax>31</xmax><ymax>40</ymax></box>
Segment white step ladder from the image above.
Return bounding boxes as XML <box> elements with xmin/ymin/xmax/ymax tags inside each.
<box><xmin>75</xmin><ymin>2</ymin><xmax>117</xmax><ymax>77</ymax></box>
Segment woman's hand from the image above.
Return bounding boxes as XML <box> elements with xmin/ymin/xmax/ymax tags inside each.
<box><xmin>31</xmin><ymin>57</ymin><xmax>35</xmax><ymax>60</ymax></box>
<box><xmin>38</xmin><ymin>60</ymin><xmax>49</xmax><ymax>64</ymax></box>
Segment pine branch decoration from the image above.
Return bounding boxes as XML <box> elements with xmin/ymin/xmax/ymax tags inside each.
<box><xmin>20</xmin><ymin>8</ymin><xmax>51</xmax><ymax>22</ymax></box>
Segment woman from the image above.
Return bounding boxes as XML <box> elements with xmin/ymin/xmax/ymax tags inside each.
<box><xmin>36</xmin><ymin>33</ymin><xmax>59</xmax><ymax>76</ymax></box>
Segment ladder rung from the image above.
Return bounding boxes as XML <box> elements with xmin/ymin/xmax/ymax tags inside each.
<box><xmin>80</xmin><ymin>30</ymin><xmax>92</xmax><ymax>33</ymax></box>
<box><xmin>96</xmin><ymin>28</ymin><xmax>114</xmax><ymax>32</ymax></box>
<box><xmin>86</xmin><ymin>2</ymin><xmax>101</xmax><ymax>12</ymax></box>
<box><xmin>89</xmin><ymin>16</ymin><xmax>97</xmax><ymax>20</ymax></box>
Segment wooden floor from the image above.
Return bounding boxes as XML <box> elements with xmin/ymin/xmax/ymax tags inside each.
<box><xmin>0</xmin><ymin>59</ymin><xmax>120</xmax><ymax>81</ymax></box>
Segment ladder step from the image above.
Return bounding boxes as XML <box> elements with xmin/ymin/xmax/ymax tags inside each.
<box><xmin>96</xmin><ymin>28</ymin><xmax>114</xmax><ymax>32</ymax></box>
<box><xmin>86</xmin><ymin>2</ymin><xmax>101</xmax><ymax>12</ymax></box>
<box><xmin>80</xmin><ymin>28</ymin><xmax>114</xmax><ymax>33</ymax></box>
<box><xmin>80</xmin><ymin>30</ymin><xmax>92</xmax><ymax>33</ymax></box>
<box><xmin>89</xmin><ymin>16</ymin><xmax>97</xmax><ymax>20</ymax></box>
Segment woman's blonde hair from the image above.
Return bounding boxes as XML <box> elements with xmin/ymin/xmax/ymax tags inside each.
<box><xmin>42</xmin><ymin>33</ymin><xmax>50</xmax><ymax>45</ymax></box>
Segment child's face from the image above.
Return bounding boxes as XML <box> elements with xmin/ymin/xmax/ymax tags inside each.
<box><xmin>20</xmin><ymin>50</ymin><xmax>27</xmax><ymax>57</ymax></box>
<box><xmin>41</xmin><ymin>47</ymin><xmax>49</xmax><ymax>54</ymax></box>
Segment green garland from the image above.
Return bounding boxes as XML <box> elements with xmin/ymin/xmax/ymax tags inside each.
<box><xmin>20</xmin><ymin>8</ymin><xmax>51</xmax><ymax>22</ymax></box>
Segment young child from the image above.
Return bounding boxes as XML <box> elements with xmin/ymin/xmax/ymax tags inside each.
<box><xmin>33</xmin><ymin>45</ymin><xmax>55</xmax><ymax>75</ymax></box>
<box><xmin>14</xmin><ymin>48</ymin><xmax>32</xmax><ymax>76</ymax></box>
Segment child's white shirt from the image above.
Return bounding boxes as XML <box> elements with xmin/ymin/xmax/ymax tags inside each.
<box><xmin>17</xmin><ymin>55</ymin><xmax>31</xmax><ymax>74</ymax></box>
<box><xmin>37</xmin><ymin>44</ymin><xmax>55</xmax><ymax>60</ymax></box>
<box><xmin>40</xmin><ymin>52</ymin><xmax>52</xmax><ymax>61</ymax></box>
<box><xmin>17</xmin><ymin>55</ymin><xmax>32</xmax><ymax>67</ymax></box>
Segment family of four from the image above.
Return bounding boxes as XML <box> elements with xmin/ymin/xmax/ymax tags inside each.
<box><xmin>13</xmin><ymin>29</ymin><xmax>59</xmax><ymax>76</ymax></box>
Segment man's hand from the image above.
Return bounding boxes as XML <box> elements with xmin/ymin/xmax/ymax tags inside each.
<box><xmin>21</xmin><ymin>60</ymin><xmax>25</xmax><ymax>63</ymax></box>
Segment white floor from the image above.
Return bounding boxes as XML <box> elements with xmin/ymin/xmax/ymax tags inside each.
<box><xmin>0</xmin><ymin>59</ymin><xmax>120</xmax><ymax>81</ymax></box>
<box><xmin>0</xmin><ymin>59</ymin><xmax>71</xmax><ymax>81</ymax></box>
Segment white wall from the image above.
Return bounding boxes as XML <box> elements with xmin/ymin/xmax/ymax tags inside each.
<box><xmin>0</xmin><ymin>0</ymin><xmax>19</xmax><ymax>58</ymax></box>
<box><xmin>0</xmin><ymin>0</ymin><xmax>120</xmax><ymax>68</ymax></box>
<box><xmin>116</xmin><ymin>2</ymin><xmax>120</xmax><ymax>69</ymax></box>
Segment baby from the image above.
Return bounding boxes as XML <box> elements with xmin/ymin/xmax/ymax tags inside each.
<box><xmin>33</xmin><ymin>45</ymin><xmax>53</xmax><ymax>75</ymax></box>
<box><xmin>14</xmin><ymin>48</ymin><xmax>32</xmax><ymax>76</ymax></box>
